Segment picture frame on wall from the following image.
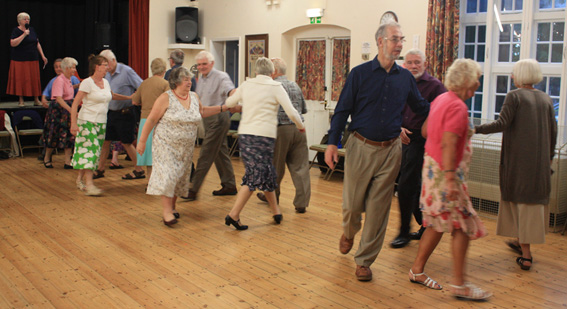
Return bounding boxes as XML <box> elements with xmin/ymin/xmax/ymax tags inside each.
<box><xmin>245</xmin><ymin>34</ymin><xmax>269</xmax><ymax>78</ymax></box>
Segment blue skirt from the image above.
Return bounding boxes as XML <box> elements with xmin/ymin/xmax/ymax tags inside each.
<box><xmin>239</xmin><ymin>134</ymin><xmax>277</xmax><ymax>192</ymax></box>
<box><xmin>136</xmin><ymin>118</ymin><xmax>154</xmax><ymax>166</ymax></box>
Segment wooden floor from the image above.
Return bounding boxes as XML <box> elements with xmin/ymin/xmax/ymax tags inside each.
<box><xmin>0</xmin><ymin>148</ymin><xmax>566</xmax><ymax>308</ymax></box>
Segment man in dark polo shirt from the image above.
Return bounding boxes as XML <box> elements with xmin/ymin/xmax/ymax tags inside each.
<box><xmin>390</xmin><ymin>49</ymin><xmax>447</xmax><ymax>249</ymax></box>
<box><xmin>325</xmin><ymin>22</ymin><xmax>429</xmax><ymax>282</ymax></box>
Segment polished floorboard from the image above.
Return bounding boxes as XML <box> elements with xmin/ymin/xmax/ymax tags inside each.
<box><xmin>0</xmin><ymin>148</ymin><xmax>566</xmax><ymax>308</ymax></box>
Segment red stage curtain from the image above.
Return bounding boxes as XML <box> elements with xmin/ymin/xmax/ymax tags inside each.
<box><xmin>129</xmin><ymin>0</ymin><xmax>149</xmax><ymax>79</ymax></box>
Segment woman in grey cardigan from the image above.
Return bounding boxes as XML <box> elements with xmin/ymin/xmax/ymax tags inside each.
<box><xmin>475</xmin><ymin>59</ymin><xmax>557</xmax><ymax>271</ymax></box>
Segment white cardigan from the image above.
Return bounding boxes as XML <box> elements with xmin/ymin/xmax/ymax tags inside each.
<box><xmin>225</xmin><ymin>75</ymin><xmax>304</xmax><ymax>138</ymax></box>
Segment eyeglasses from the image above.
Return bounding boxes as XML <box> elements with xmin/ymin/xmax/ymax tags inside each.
<box><xmin>384</xmin><ymin>37</ymin><xmax>406</xmax><ymax>44</ymax></box>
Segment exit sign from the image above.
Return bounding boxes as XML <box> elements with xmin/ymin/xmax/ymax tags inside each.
<box><xmin>309</xmin><ymin>17</ymin><xmax>321</xmax><ymax>24</ymax></box>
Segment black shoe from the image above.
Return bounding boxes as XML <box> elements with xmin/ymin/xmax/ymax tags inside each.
<box><xmin>409</xmin><ymin>227</ymin><xmax>425</xmax><ymax>240</ymax></box>
<box><xmin>213</xmin><ymin>186</ymin><xmax>237</xmax><ymax>196</ymax></box>
<box><xmin>295</xmin><ymin>207</ymin><xmax>306</xmax><ymax>213</ymax></box>
<box><xmin>225</xmin><ymin>215</ymin><xmax>248</xmax><ymax>230</ymax></box>
<box><xmin>173</xmin><ymin>211</ymin><xmax>180</xmax><ymax>219</ymax></box>
<box><xmin>390</xmin><ymin>235</ymin><xmax>410</xmax><ymax>248</ymax></box>
<box><xmin>64</xmin><ymin>164</ymin><xmax>73</xmax><ymax>169</ymax></box>
<box><xmin>273</xmin><ymin>214</ymin><xmax>283</xmax><ymax>224</ymax></box>
<box><xmin>93</xmin><ymin>169</ymin><xmax>105</xmax><ymax>179</ymax></box>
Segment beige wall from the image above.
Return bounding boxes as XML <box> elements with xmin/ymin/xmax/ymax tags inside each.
<box><xmin>149</xmin><ymin>0</ymin><xmax>201</xmax><ymax>74</ymax></box>
<box><xmin>148</xmin><ymin>0</ymin><xmax>429</xmax><ymax>83</ymax></box>
<box><xmin>147</xmin><ymin>0</ymin><xmax>430</xmax><ymax>150</ymax></box>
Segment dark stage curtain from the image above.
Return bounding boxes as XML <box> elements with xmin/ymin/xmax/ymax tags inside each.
<box><xmin>129</xmin><ymin>0</ymin><xmax>149</xmax><ymax>79</ymax></box>
<box><xmin>1</xmin><ymin>0</ymin><xmax>129</xmax><ymax>102</ymax></box>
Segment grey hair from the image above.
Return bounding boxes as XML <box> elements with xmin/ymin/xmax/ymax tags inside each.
<box><xmin>17</xmin><ymin>12</ymin><xmax>30</xmax><ymax>23</ymax></box>
<box><xmin>375</xmin><ymin>21</ymin><xmax>400</xmax><ymax>42</ymax></box>
<box><xmin>168</xmin><ymin>66</ymin><xmax>194</xmax><ymax>90</ymax></box>
<box><xmin>99</xmin><ymin>49</ymin><xmax>117</xmax><ymax>62</ymax></box>
<box><xmin>195</xmin><ymin>51</ymin><xmax>214</xmax><ymax>62</ymax></box>
<box><xmin>150</xmin><ymin>58</ymin><xmax>167</xmax><ymax>76</ymax></box>
<box><xmin>512</xmin><ymin>59</ymin><xmax>543</xmax><ymax>86</ymax></box>
<box><xmin>170</xmin><ymin>49</ymin><xmax>185</xmax><ymax>65</ymax></box>
<box><xmin>255</xmin><ymin>57</ymin><xmax>274</xmax><ymax>76</ymax></box>
<box><xmin>444</xmin><ymin>59</ymin><xmax>482</xmax><ymax>92</ymax></box>
<box><xmin>60</xmin><ymin>57</ymin><xmax>78</xmax><ymax>70</ymax></box>
<box><xmin>271</xmin><ymin>57</ymin><xmax>287</xmax><ymax>75</ymax></box>
<box><xmin>405</xmin><ymin>48</ymin><xmax>426</xmax><ymax>62</ymax></box>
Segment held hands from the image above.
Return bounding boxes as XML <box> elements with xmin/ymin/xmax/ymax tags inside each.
<box><xmin>24</xmin><ymin>29</ymin><xmax>30</xmax><ymax>36</ymax></box>
<box><xmin>299</xmin><ymin>128</ymin><xmax>306</xmax><ymax>133</ymax></box>
<box><xmin>136</xmin><ymin>142</ymin><xmax>146</xmax><ymax>156</ymax></box>
<box><xmin>228</xmin><ymin>105</ymin><xmax>242</xmax><ymax>113</ymax></box>
<box><xmin>324</xmin><ymin>145</ymin><xmax>339</xmax><ymax>170</ymax></box>
<box><xmin>400</xmin><ymin>127</ymin><xmax>412</xmax><ymax>145</ymax></box>
<box><xmin>70</xmin><ymin>124</ymin><xmax>79</xmax><ymax>136</ymax></box>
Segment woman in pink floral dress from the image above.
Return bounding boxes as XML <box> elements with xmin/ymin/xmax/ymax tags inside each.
<box><xmin>407</xmin><ymin>59</ymin><xmax>491</xmax><ymax>301</ymax></box>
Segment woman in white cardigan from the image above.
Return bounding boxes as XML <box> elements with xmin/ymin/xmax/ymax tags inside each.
<box><xmin>224</xmin><ymin>57</ymin><xmax>305</xmax><ymax>230</ymax></box>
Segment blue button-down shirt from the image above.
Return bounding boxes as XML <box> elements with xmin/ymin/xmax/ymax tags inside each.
<box><xmin>328</xmin><ymin>56</ymin><xmax>429</xmax><ymax>145</ymax></box>
<box><xmin>105</xmin><ymin>63</ymin><xmax>143</xmax><ymax>111</ymax></box>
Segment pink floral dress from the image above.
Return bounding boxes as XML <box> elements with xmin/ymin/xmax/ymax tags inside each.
<box><xmin>420</xmin><ymin>125</ymin><xmax>487</xmax><ymax>239</ymax></box>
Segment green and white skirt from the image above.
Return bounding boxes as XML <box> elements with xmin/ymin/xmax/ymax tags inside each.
<box><xmin>71</xmin><ymin>119</ymin><xmax>106</xmax><ymax>170</ymax></box>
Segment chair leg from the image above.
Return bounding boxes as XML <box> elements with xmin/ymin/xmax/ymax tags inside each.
<box><xmin>15</xmin><ymin>132</ymin><xmax>24</xmax><ymax>158</ymax></box>
<box><xmin>309</xmin><ymin>153</ymin><xmax>318</xmax><ymax>169</ymax></box>
<box><xmin>228</xmin><ymin>137</ymin><xmax>238</xmax><ymax>157</ymax></box>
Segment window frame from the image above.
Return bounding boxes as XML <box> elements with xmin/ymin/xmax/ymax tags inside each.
<box><xmin>459</xmin><ymin>0</ymin><xmax>567</xmax><ymax>130</ymax></box>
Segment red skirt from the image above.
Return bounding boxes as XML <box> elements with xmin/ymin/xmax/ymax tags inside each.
<box><xmin>6</xmin><ymin>60</ymin><xmax>42</xmax><ymax>97</ymax></box>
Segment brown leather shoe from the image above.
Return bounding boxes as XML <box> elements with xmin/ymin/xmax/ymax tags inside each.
<box><xmin>355</xmin><ymin>265</ymin><xmax>372</xmax><ymax>281</ymax></box>
<box><xmin>181</xmin><ymin>190</ymin><xmax>197</xmax><ymax>201</ymax></box>
<box><xmin>339</xmin><ymin>234</ymin><xmax>354</xmax><ymax>254</ymax></box>
<box><xmin>212</xmin><ymin>186</ymin><xmax>237</xmax><ymax>196</ymax></box>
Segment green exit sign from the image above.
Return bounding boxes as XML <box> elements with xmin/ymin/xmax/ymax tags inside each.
<box><xmin>309</xmin><ymin>17</ymin><xmax>321</xmax><ymax>24</ymax></box>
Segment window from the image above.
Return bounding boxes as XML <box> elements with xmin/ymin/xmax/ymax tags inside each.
<box><xmin>502</xmin><ymin>0</ymin><xmax>524</xmax><ymax>11</ymax></box>
<box><xmin>536</xmin><ymin>22</ymin><xmax>564</xmax><ymax>63</ymax></box>
<box><xmin>535</xmin><ymin>76</ymin><xmax>562</xmax><ymax>118</ymax></box>
<box><xmin>460</xmin><ymin>0</ymin><xmax>566</xmax><ymax>128</ymax></box>
<box><xmin>498</xmin><ymin>23</ymin><xmax>522</xmax><ymax>62</ymax></box>
<box><xmin>466</xmin><ymin>75</ymin><xmax>484</xmax><ymax>120</ymax></box>
<box><xmin>539</xmin><ymin>0</ymin><xmax>566</xmax><ymax>9</ymax></box>
<box><xmin>464</xmin><ymin>25</ymin><xmax>487</xmax><ymax>62</ymax></box>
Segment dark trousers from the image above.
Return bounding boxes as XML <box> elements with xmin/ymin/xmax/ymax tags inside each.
<box><xmin>397</xmin><ymin>130</ymin><xmax>425</xmax><ymax>237</ymax></box>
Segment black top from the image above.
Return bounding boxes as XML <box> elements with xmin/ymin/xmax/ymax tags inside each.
<box><xmin>10</xmin><ymin>26</ymin><xmax>39</xmax><ymax>61</ymax></box>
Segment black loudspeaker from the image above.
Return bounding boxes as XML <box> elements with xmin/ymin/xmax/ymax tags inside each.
<box><xmin>175</xmin><ymin>7</ymin><xmax>199</xmax><ymax>44</ymax></box>
<box><xmin>95</xmin><ymin>22</ymin><xmax>115</xmax><ymax>51</ymax></box>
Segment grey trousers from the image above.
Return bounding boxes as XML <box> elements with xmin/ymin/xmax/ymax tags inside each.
<box><xmin>273</xmin><ymin>124</ymin><xmax>311</xmax><ymax>209</ymax></box>
<box><xmin>342</xmin><ymin>136</ymin><xmax>402</xmax><ymax>267</ymax></box>
<box><xmin>190</xmin><ymin>111</ymin><xmax>236</xmax><ymax>193</ymax></box>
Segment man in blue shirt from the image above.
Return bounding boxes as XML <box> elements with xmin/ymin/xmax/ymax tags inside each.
<box><xmin>94</xmin><ymin>49</ymin><xmax>143</xmax><ymax>180</ymax></box>
<box><xmin>325</xmin><ymin>22</ymin><xmax>429</xmax><ymax>281</ymax></box>
<box><xmin>164</xmin><ymin>49</ymin><xmax>183</xmax><ymax>81</ymax></box>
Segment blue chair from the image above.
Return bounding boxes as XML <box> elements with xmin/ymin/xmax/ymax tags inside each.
<box><xmin>12</xmin><ymin>110</ymin><xmax>44</xmax><ymax>157</ymax></box>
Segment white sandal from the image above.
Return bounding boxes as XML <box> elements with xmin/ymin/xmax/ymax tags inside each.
<box><xmin>84</xmin><ymin>185</ymin><xmax>102</xmax><ymax>196</ymax></box>
<box><xmin>76</xmin><ymin>180</ymin><xmax>86</xmax><ymax>191</ymax></box>
<box><xmin>450</xmin><ymin>282</ymin><xmax>492</xmax><ymax>301</ymax></box>
<box><xmin>409</xmin><ymin>269</ymin><xmax>442</xmax><ymax>290</ymax></box>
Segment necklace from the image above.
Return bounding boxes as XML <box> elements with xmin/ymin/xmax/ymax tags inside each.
<box><xmin>173</xmin><ymin>90</ymin><xmax>189</xmax><ymax>101</ymax></box>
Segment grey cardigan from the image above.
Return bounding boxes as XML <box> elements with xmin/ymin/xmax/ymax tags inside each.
<box><xmin>475</xmin><ymin>88</ymin><xmax>557</xmax><ymax>205</ymax></box>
